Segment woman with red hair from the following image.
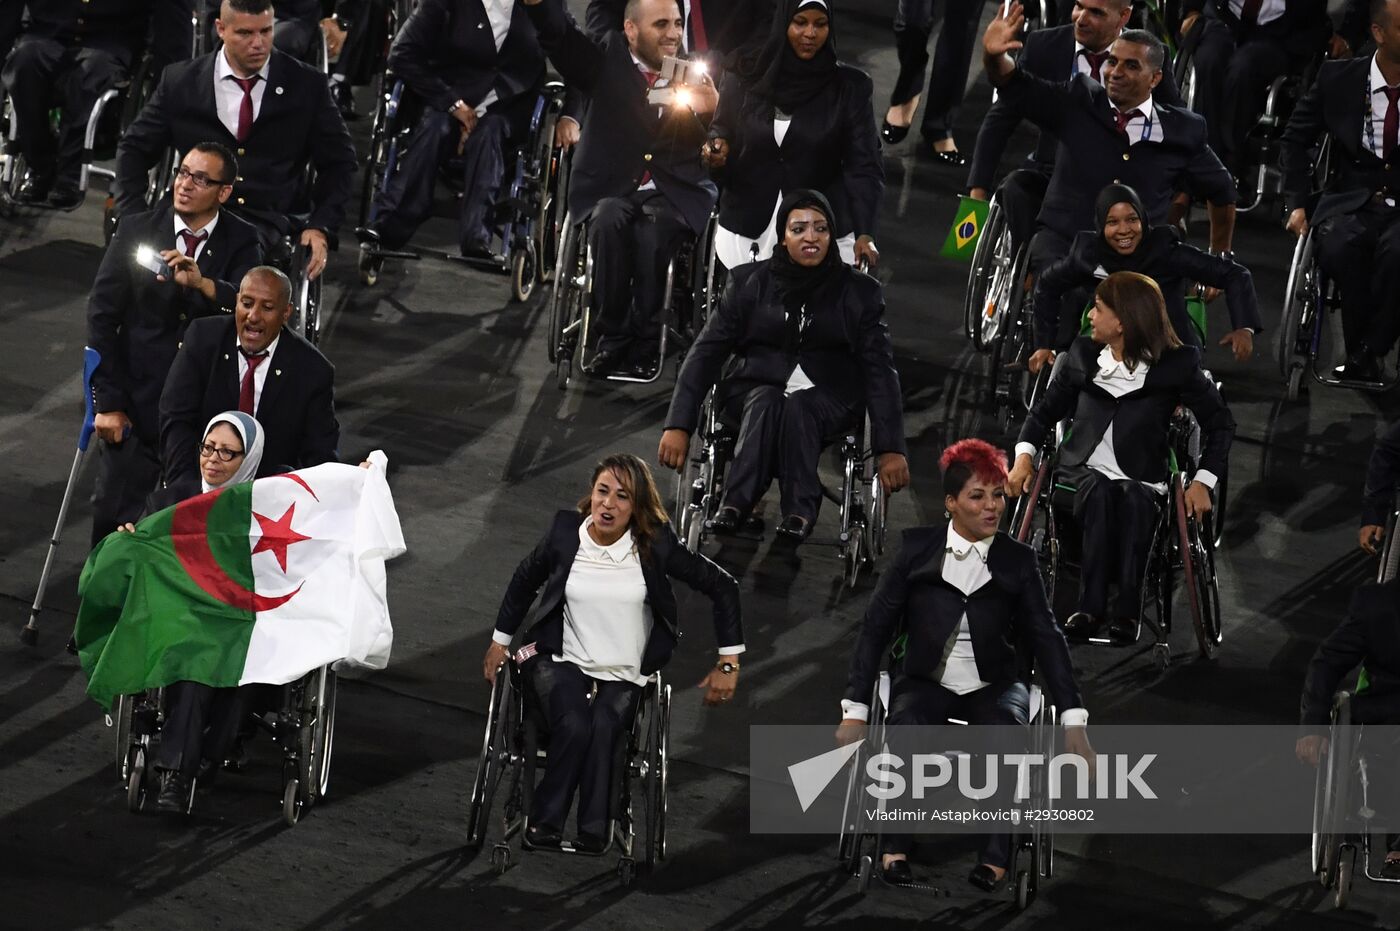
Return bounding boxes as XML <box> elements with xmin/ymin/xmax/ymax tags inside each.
<box><xmin>836</xmin><ymin>438</ymin><xmax>1090</xmax><ymax>891</ymax></box>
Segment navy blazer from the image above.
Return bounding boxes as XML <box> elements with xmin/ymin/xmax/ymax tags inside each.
<box><xmin>388</xmin><ymin>0</ymin><xmax>546</xmax><ymax>114</ymax></box>
<box><xmin>1280</xmin><ymin>57</ymin><xmax>1399</xmax><ymax>225</ymax></box>
<box><xmin>708</xmin><ymin>63</ymin><xmax>883</xmax><ymax>240</ymax></box>
<box><xmin>1018</xmin><ymin>337</ymin><xmax>1235</xmax><ymax>483</ymax></box>
<box><xmin>995</xmin><ymin>70</ymin><xmax>1235</xmax><ymax>240</ymax></box>
<box><xmin>525</xmin><ymin>0</ymin><xmax>718</xmax><ymax>234</ymax></box>
<box><xmin>87</xmin><ymin>203</ymin><xmax>262</xmax><ymax>444</ymax></box>
<box><xmin>1183</xmin><ymin>0</ymin><xmax>1331</xmax><ymax>59</ymax></box>
<box><xmin>665</xmin><ymin>260</ymin><xmax>907</xmax><ymax>457</ymax></box>
<box><xmin>494</xmin><ymin>510</ymin><xmax>743</xmax><ymax>676</ymax></box>
<box><xmin>114</xmin><ymin>49</ymin><xmax>358</xmax><ymax>240</ymax></box>
<box><xmin>1300</xmin><ymin>580</ymin><xmax>1400</xmax><ymax>727</ymax></box>
<box><xmin>967</xmin><ymin>24</ymin><xmax>1185</xmax><ymax>192</ymax></box>
<box><xmin>157</xmin><ymin>315</ymin><xmax>339</xmax><ymax>486</ymax></box>
<box><xmin>844</xmin><ymin>524</ymin><xmax>1082</xmax><ymax>712</ymax></box>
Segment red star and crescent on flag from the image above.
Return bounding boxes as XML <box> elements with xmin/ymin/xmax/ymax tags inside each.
<box><xmin>252</xmin><ymin>503</ymin><xmax>312</xmax><ymax>572</ymax></box>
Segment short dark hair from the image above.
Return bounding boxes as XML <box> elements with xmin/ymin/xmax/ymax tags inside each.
<box><xmin>1373</xmin><ymin>0</ymin><xmax>1394</xmax><ymax>28</ymax></box>
<box><xmin>1117</xmin><ymin>28</ymin><xmax>1165</xmax><ymax>72</ymax></box>
<box><xmin>221</xmin><ymin>0</ymin><xmax>273</xmax><ymax>16</ymax></box>
<box><xmin>241</xmin><ymin>265</ymin><xmax>292</xmax><ymax>305</ymax></box>
<box><xmin>1094</xmin><ymin>271</ymin><xmax>1182</xmax><ymax>368</ymax></box>
<box><xmin>187</xmin><ymin>141</ymin><xmax>238</xmax><ymax>183</ymax></box>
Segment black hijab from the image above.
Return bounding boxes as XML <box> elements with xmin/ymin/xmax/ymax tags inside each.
<box><xmin>1091</xmin><ymin>183</ymin><xmax>1174</xmax><ymax>270</ymax></box>
<box><xmin>768</xmin><ymin>188</ymin><xmax>845</xmax><ymax>310</ymax></box>
<box><xmin>746</xmin><ymin>0</ymin><xmax>839</xmax><ymax>113</ymax></box>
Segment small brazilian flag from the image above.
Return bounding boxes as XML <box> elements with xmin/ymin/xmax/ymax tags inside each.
<box><xmin>939</xmin><ymin>196</ymin><xmax>990</xmax><ymax>261</ymax></box>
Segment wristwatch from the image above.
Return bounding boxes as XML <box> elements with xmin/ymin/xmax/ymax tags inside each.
<box><xmin>1211</xmin><ymin>249</ymin><xmax>1236</xmax><ymax>262</ymax></box>
<box><xmin>448</xmin><ymin>99</ymin><xmax>467</xmax><ymax>113</ymax></box>
<box><xmin>716</xmin><ymin>660</ymin><xmax>740</xmax><ymax>674</ymax></box>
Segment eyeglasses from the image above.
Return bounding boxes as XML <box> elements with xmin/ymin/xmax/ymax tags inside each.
<box><xmin>198</xmin><ymin>442</ymin><xmax>245</xmax><ymax>462</ymax></box>
<box><xmin>176</xmin><ymin>167</ymin><xmax>232</xmax><ymax>189</ymax></box>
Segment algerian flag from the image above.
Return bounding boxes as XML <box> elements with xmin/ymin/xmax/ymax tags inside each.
<box><xmin>75</xmin><ymin>456</ymin><xmax>407</xmax><ymax>712</ymax></box>
<box><xmin>939</xmin><ymin>196</ymin><xmax>990</xmax><ymax>261</ymax></box>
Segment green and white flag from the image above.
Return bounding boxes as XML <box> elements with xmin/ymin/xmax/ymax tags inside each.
<box><xmin>75</xmin><ymin>457</ymin><xmax>407</xmax><ymax>711</ymax></box>
<box><xmin>939</xmin><ymin>196</ymin><xmax>990</xmax><ymax>261</ymax></box>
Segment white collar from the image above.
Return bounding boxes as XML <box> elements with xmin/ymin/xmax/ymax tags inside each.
<box><xmin>235</xmin><ymin>332</ymin><xmax>281</xmax><ymax>360</ymax></box>
<box><xmin>945</xmin><ymin>523</ymin><xmax>994</xmax><ymax>561</ymax></box>
<box><xmin>1114</xmin><ymin>95</ymin><xmax>1154</xmax><ymax>119</ymax></box>
<box><xmin>579</xmin><ymin>516</ymin><xmax>636</xmax><ymax>562</ymax></box>
<box><xmin>630</xmin><ymin>51</ymin><xmax>660</xmax><ymax>77</ymax></box>
<box><xmin>1097</xmin><ymin>344</ymin><xmax>1147</xmax><ymax>380</ymax></box>
<box><xmin>216</xmin><ymin>47</ymin><xmax>272</xmax><ymax>83</ymax></box>
<box><xmin>175</xmin><ymin>210</ymin><xmax>220</xmax><ymax>241</ymax></box>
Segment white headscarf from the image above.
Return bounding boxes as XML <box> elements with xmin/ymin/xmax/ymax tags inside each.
<box><xmin>200</xmin><ymin>410</ymin><xmax>265</xmax><ymax>493</ymax></box>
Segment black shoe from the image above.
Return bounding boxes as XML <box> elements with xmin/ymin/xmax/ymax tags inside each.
<box><xmin>195</xmin><ymin>758</ymin><xmax>218</xmax><ymax>786</ymax></box>
<box><xmin>583</xmin><ymin>346</ymin><xmax>625</xmax><ymax>376</ymax></box>
<box><xmin>881</xmin><ymin>119</ymin><xmax>910</xmax><ymax>145</ymax></box>
<box><xmin>333</xmin><ymin>81</ymin><xmax>360</xmax><ymax>120</ymax></box>
<box><xmin>222</xmin><ymin>738</ymin><xmax>250</xmax><ymax>773</ymax></box>
<box><xmin>573</xmin><ymin>832</ymin><xmax>606</xmax><ymax>854</ymax></box>
<box><xmin>156</xmin><ymin>771</ymin><xmax>189</xmax><ymax>814</ymax></box>
<box><xmin>47</xmin><ymin>183</ymin><xmax>83</xmax><ymax>210</ymax></box>
<box><xmin>1108</xmin><ymin>616</ymin><xmax>1140</xmax><ymax>644</ymax></box>
<box><xmin>709</xmin><ymin>506</ymin><xmax>742</xmax><ymax>535</ymax></box>
<box><xmin>1063</xmin><ymin>612</ymin><xmax>1099</xmax><ymax>639</ymax></box>
<box><xmin>1332</xmin><ymin>353</ymin><xmax>1382</xmax><ymax>382</ymax></box>
<box><xmin>775</xmin><ymin>514</ymin><xmax>813</xmax><ymax>544</ymax></box>
<box><xmin>882</xmin><ymin>858</ymin><xmax>914</xmax><ymax>885</ymax></box>
<box><xmin>968</xmin><ymin>863</ymin><xmax>1006</xmax><ymax>892</ymax></box>
<box><xmin>928</xmin><ymin>146</ymin><xmax>968</xmax><ymax>166</ymax></box>
<box><xmin>460</xmin><ymin>238</ymin><xmax>497</xmax><ymax>261</ymax></box>
<box><xmin>15</xmin><ymin>173</ymin><xmax>52</xmax><ymax>204</ymax></box>
<box><xmin>524</xmin><ymin>824</ymin><xmax>561</xmax><ymax>849</ymax></box>
<box><xmin>355</xmin><ymin>226</ymin><xmax>381</xmax><ymax>248</ymax></box>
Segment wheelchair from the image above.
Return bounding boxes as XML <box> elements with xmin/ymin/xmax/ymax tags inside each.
<box><xmin>670</xmin><ymin>392</ymin><xmax>888</xmax><ymax>587</ymax></box>
<box><xmin>963</xmin><ymin>189</ymin><xmax>1029</xmax><ymax>356</ymax></box>
<box><xmin>356</xmin><ymin>76</ymin><xmax>571</xmax><ymax>301</ymax></box>
<box><xmin>467</xmin><ymin>658</ymin><xmax>669</xmax><ymax>886</ymax></box>
<box><xmin>1008</xmin><ymin>403</ymin><xmax>1223</xmax><ymax>671</ymax></box>
<box><xmin>836</xmin><ymin>670</ymin><xmax>1057</xmax><ymax>909</ymax></box>
<box><xmin>110</xmin><ymin>664</ymin><xmax>337</xmax><ymax>826</ymax></box>
<box><xmin>1310</xmin><ymin>690</ymin><xmax>1400</xmax><ymax>909</ymax></box>
<box><xmin>547</xmin><ymin>208</ymin><xmax>718</xmax><ymax>388</ymax></box>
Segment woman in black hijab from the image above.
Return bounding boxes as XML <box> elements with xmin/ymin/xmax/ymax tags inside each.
<box><xmin>658</xmin><ymin>190</ymin><xmax>909</xmax><ymax>542</ymax></box>
<box><xmin>700</xmin><ymin>0</ymin><xmax>883</xmax><ymax>271</ymax></box>
<box><xmin>1027</xmin><ymin>183</ymin><xmax>1261</xmax><ymax>375</ymax></box>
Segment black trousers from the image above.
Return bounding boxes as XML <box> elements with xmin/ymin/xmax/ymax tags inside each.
<box><xmin>90</xmin><ymin>434</ymin><xmax>163</xmax><ymax>550</ymax></box>
<box><xmin>1070</xmin><ymin>467</ymin><xmax>1159</xmax><ymax>620</ymax></box>
<box><xmin>717</xmin><ymin>383</ymin><xmax>861</xmax><ymax>523</ymax></box>
<box><xmin>889</xmin><ymin>0</ymin><xmax>990</xmax><ymax>141</ymax></box>
<box><xmin>529</xmin><ymin>656</ymin><xmax>644</xmax><ymax>838</ymax></box>
<box><xmin>153</xmin><ymin>681</ymin><xmax>252</xmax><ymax>779</ymax></box>
<box><xmin>1315</xmin><ymin>202</ymin><xmax>1400</xmax><ymax>358</ymax></box>
<box><xmin>1</xmin><ymin>37</ymin><xmax>130</xmax><ymax>186</ymax></box>
<box><xmin>882</xmin><ymin>675</ymin><xmax>1030</xmax><ymax>865</ymax></box>
<box><xmin>371</xmin><ymin>102</ymin><xmax>531</xmax><ymax>252</ymax></box>
<box><xmin>589</xmin><ymin>190</ymin><xmax>692</xmax><ymax>355</ymax></box>
<box><xmin>1190</xmin><ymin>21</ymin><xmax>1295</xmax><ymax>176</ymax></box>
<box><xmin>998</xmin><ymin>168</ymin><xmax>1049</xmax><ymax>255</ymax></box>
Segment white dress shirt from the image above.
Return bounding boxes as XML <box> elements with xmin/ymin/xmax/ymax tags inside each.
<box><xmin>473</xmin><ymin>0</ymin><xmax>516</xmax><ymax>116</ymax></box>
<box><xmin>1229</xmin><ymin>0</ymin><xmax>1284</xmax><ymax>26</ymax></box>
<box><xmin>235</xmin><ymin>333</ymin><xmax>280</xmax><ymax>416</ymax></box>
<box><xmin>1113</xmin><ymin>97</ymin><xmax>1165</xmax><ymax>146</ymax></box>
<box><xmin>1015</xmin><ymin>345</ymin><xmax>1216</xmax><ymax>491</ymax></box>
<box><xmin>1073</xmin><ymin>41</ymin><xmax>1108</xmax><ymax>85</ymax></box>
<box><xmin>1364</xmin><ymin>54</ymin><xmax>1400</xmax><ymax>159</ymax></box>
<box><xmin>174</xmin><ymin>211</ymin><xmax>219</xmax><ymax>262</ymax></box>
<box><xmin>840</xmin><ymin>524</ymin><xmax>1089</xmax><ymax>726</ymax></box>
<box><xmin>214</xmin><ymin>49</ymin><xmax>272</xmax><ymax>139</ymax></box>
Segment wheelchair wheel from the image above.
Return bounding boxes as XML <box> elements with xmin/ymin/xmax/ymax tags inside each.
<box><xmin>1140</xmin><ymin>512</ymin><xmax>1173</xmax><ymax>643</ymax></box>
<box><xmin>283</xmin><ymin>777</ymin><xmax>301</xmax><ymax>827</ymax></box>
<box><xmin>1211</xmin><ymin>467</ymin><xmax>1228</xmax><ymax>549</ymax></box>
<box><xmin>964</xmin><ymin>194</ymin><xmax>1006</xmax><ymax>343</ymax></box>
<box><xmin>126</xmin><ymin>746</ymin><xmax>148</xmax><ymax>813</ymax></box>
<box><xmin>1176</xmin><ymin>480</ymin><xmax>1222</xmax><ymax>659</ymax></box>
<box><xmin>297</xmin><ymin>666</ymin><xmax>337</xmax><ymax>806</ymax></box>
<box><xmin>640</xmin><ymin>680</ymin><xmax>670</xmax><ymax>870</ymax></box>
<box><xmin>358</xmin><ymin>243</ymin><xmax>384</xmax><ymax>287</ymax></box>
<box><xmin>1278</xmin><ymin>232</ymin><xmax>1316</xmax><ymax>388</ymax></box>
<box><xmin>547</xmin><ymin>214</ymin><xmax>584</xmax><ymax>380</ymax></box>
<box><xmin>511</xmin><ymin>240</ymin><xmax>537</xmax><ymax>303</ymax></box>
<box><xmin>468</xmin><ymin>664</ymin><xmax>516</xmax><ymax>850</ymax></box>
<box><xmin>1379</xmin><ymin>512</ymin><xmax>1400</xmax><ymax>583</ymax></box>
<box><xmin>1335</xmin><ymin>847</ymin><xmax>1355</xmax><ymax>909</ymax></box>
<box><xmin>989</xmin><ymin>293</ymin><xmax>1032</xmax><ymax>429</ymax></box>
<box><xmin>965</xmin><ymin>198</ymin><xmax>1024</xmax><ymax>352</ymax></box>
<box><xmin>113</xmin><ymin>692</ymin><xmax>134</xmax><ymax>780</ymax></box>
<box><xmin>864</xmin><ymin>475</ymin><xmax>887</xmax><ymax>560</ymax></box>
<box><xmin>840</xmin><ymin>449</ymin><xmax>866</xmax><ymax>590</ymax></box>
<box><xmin>289</xmin><ymin>247</ymin><xmax>322</xmax><ymax>346</ymax></box>
<box><xmin>1016</xmin><ymin>869</ymin><xmax>1033</xmax><ymax>909</ymax></box>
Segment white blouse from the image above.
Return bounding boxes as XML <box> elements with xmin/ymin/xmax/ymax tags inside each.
<box><xmin>556</xmin><ymin>518</ymin><xmax>653</xmax><ymax>686</ymax></box>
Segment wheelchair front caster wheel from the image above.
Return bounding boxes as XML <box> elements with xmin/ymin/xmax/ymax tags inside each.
<box><xmin>1286</xmin><ymin>365</ymin><xmax>1305</xmax><ymax>401</ymax></box>
<box><xmin>856</xmin><ymin>854</ymin><xmax>873</xmax><ymax>894</ymax></box>
<box><xmin>617</xmin><ymin>857</ymin><xmax>636</xmax><ymax>886</ymax></box>
<box><xmin>1015</xmin><ymin>869</ymin><xmax>1034</xmax><ymax>909</ymax></box>
<box><xmin>1151</xmin><ymin>643</ymin><xmax>1170</xmax><ymax>672</ymax></box>
<box><xmin>1335</xmin><ymin>849</ymin><xmax>1354</xmax><ymax>909</ymax></box>
<box><xmin>283</xmin><ymin>778</ymin><xmax>301</xmax><ymax>826</ymax></box>
<box><xmin>511</xmin><ymin>242</ymin><xmax>536</xmax><ymax>303</ymax></box>
<box><xmin>126</xmin><ymin>748</ymin><xmax>147</xmax><ymax>813</ymax></box>
<box><xmin>358</xmin><ymin>248</ymin><xmax>382</xmax><ymax>287</ymax></box>
<box><xmin>490</xmin><ymin>844</ymin><xmax>511</xmax><ymax>875</ymax></box>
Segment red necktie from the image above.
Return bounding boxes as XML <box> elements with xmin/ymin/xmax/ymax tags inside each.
<box><xmin>689</xmin><ymin>0</ymin><xmax>709</xmax><ymax>53</ymax></box>
<box><xmin>239</xmin><ymin>349</ymin><xmax>267</xmax><ymax>415</ymax></box>
<box><xmin>178</xmin><ymin>229</ymin><xmax>207</xmax><ymax>258</ymax></box>
<box><xmin>1239</xmin><ymin>0</ymin><xmax>1263</xmax><ymax>25</ymax></box>
<box><xmin>1384</xmin><ymin>86</ymin><xmax>1400</xmax><ymax>158</ymax></box>
<box><xmin>230</xmin><ymin>75</ymin><xmax>260</xmax><ymax>142</ymax></box>
<box><xmin>1082</xmin><ymin>50</ymin><xmax>1108</xmax><ymax>82</ymax></box>
<box><xmin>1114</xmin><ymin>107</ymin><xmax>1142</xmax><ymax>138</ymax></box>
